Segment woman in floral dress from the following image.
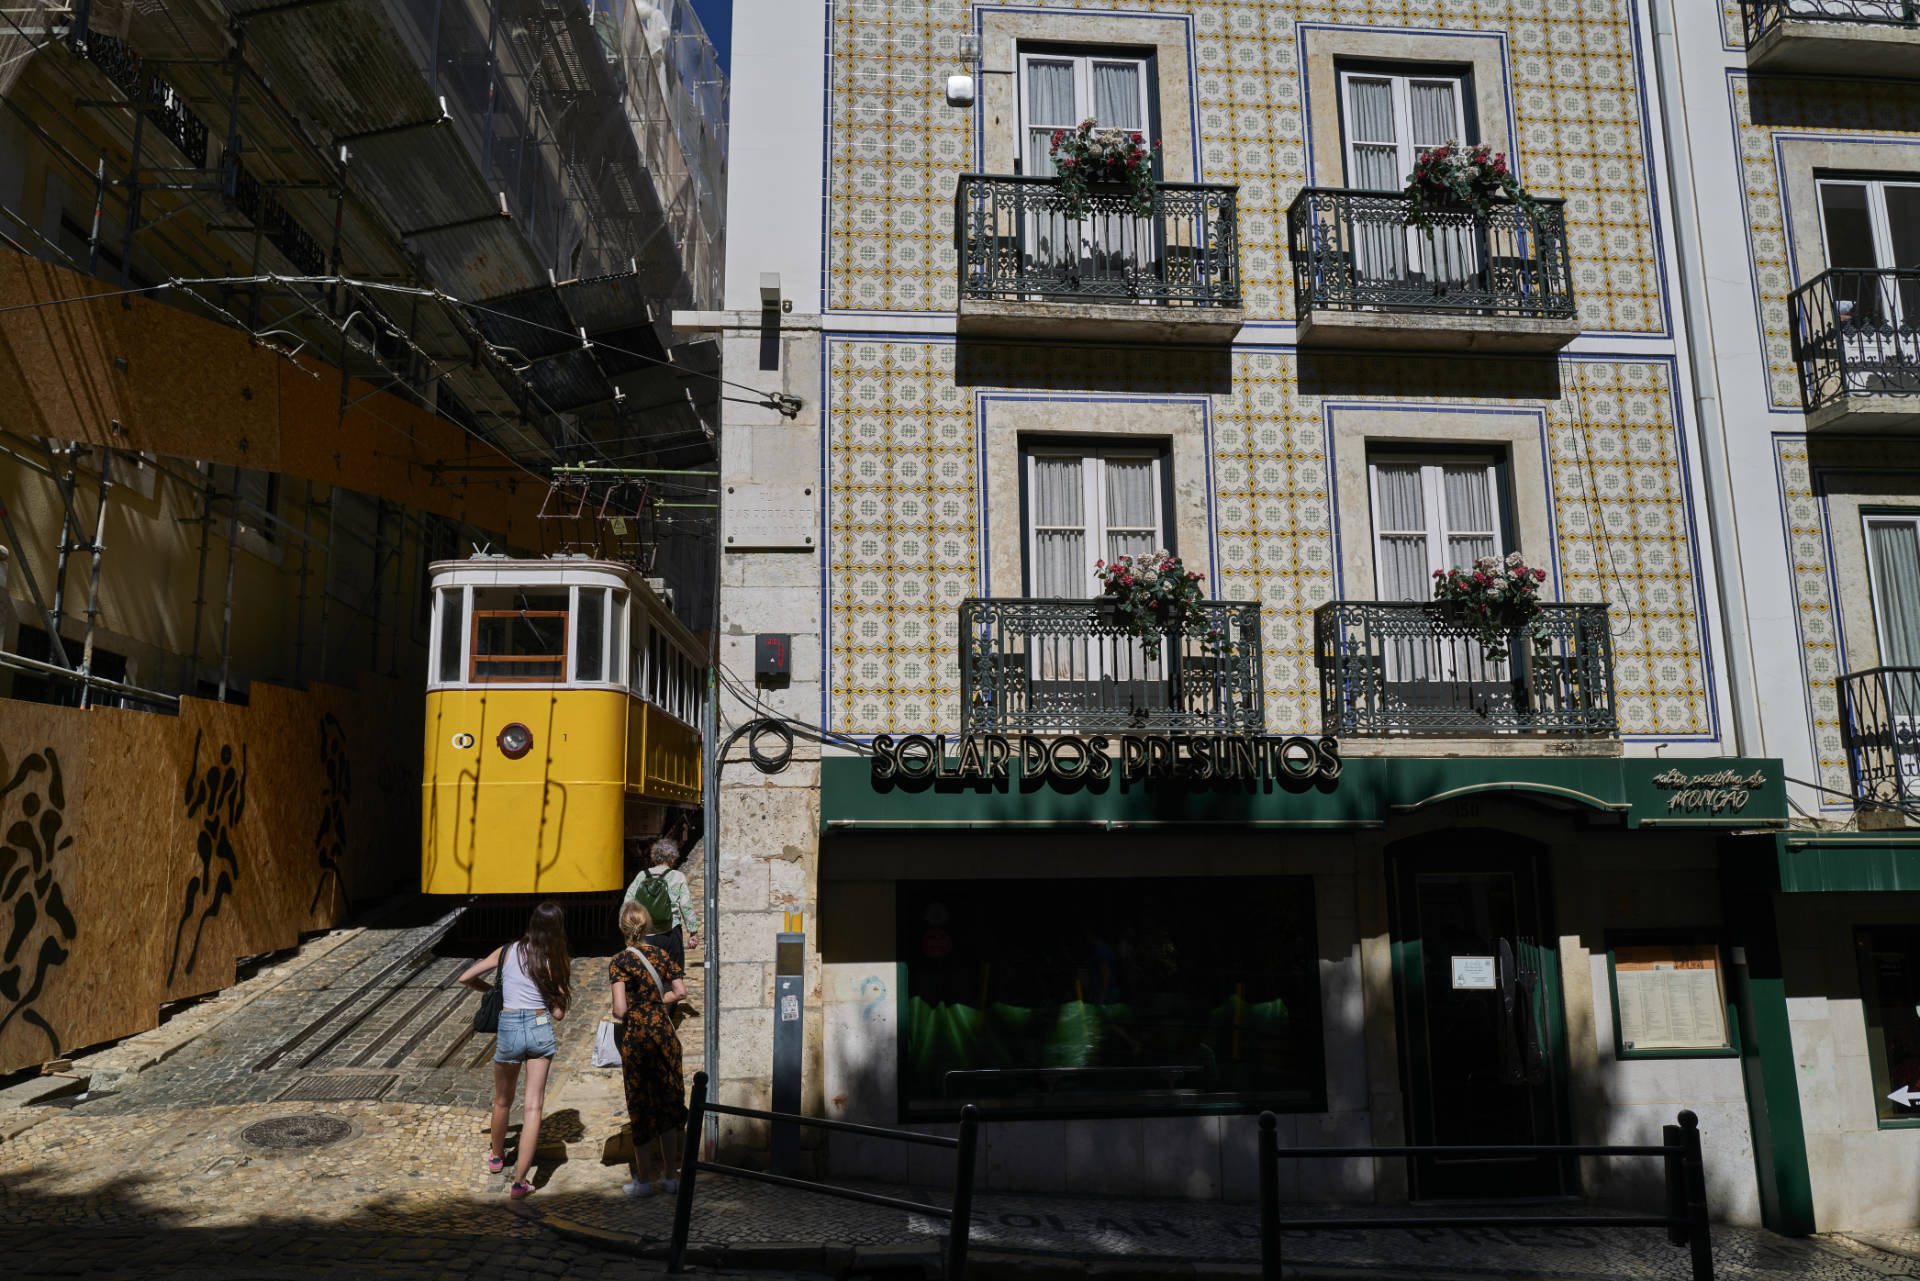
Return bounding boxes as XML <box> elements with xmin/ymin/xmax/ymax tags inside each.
<box><xmin>610</xmin><ymin>899</ymin><xmax>688</xmax><ymax>1196</ymax></box>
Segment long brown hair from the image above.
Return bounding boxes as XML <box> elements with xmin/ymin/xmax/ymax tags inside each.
<box><xmin>515</xmin><ymin>900</ymin><xmax>572</xmax><ymax>1015</ymax></box>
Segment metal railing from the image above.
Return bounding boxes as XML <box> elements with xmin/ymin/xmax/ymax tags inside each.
<box><xmin>1256</xmin><ymin>1110</ymin><xmax>1715</xmax><ymax>1281</ymax></box>
<box><xmin>1288</xmin><ymin>187</ymin><xmax>1575</xmax><ymax>319</ymax></box>
<box><xmin>954</xmin><ymin>174</ymin><xmax>1241</xmax><ymax>307</ymax></box>
<box><xmin>1745</xmin><ymin>0</ymin><xmax>1920</xmax><ymax>45</ymax></box>
<box><xmin>1841</xmin><ymin>666</ymin><xmax>1920</xmax><ymax>807</ymax></box>
<box><xmin>959</xmin><ymin>597</ymin><xmax>1265</xmax><ymax>735</ymax></box>
<box><xmin>1314</xmin><ymin>601</ymin><xmax>1617</xmax><ymax>737</ymax></box>
<box><xmin>1789</xmin><ymin>268</ymin><xmax>1920</xmax><ymax>412</ymax></box>
<box><xmin>67</xmin><ymin>18</ymin><xmax>210</xmax><ymax>168</ymax></box>
<box><xmin>668</xmin><ymin>1071</ymin><xmax>981</xmax><ymax>1279</ymax></box>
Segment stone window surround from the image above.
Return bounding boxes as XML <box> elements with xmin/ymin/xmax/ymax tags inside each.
<box><xmin>1779</xmin><ymin>138</ymin><xmax>1920</xmax><ymax>287</ymax></box>
<box><xmin>976</xmin><ymin>9</ymin><xmax>1196</xmax><ymax>184</ymax></box>
<box><xmin>979</xmin><ymin>397</ymin><xmax>1211</xmax><ymax>600</ymax></box>
<box><xmin>1299</xmin><ymin>26</ymin><xmax>1515</xmax><ymax>189</ymax></box>
<box><xmin>1329</xmin><ymin>406</ymin><xmax>1554</xmax><ymax>600</ymax></box>
<box><xmin>1821</xmin><ymin>479</ymin><xmax>1920</xmax><ymax>673</ymax></box>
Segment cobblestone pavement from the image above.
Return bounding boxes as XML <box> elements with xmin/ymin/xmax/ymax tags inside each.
<box><xmin>527</xmin><ymin>1173</ymin><xmax>1920</xmax><ymax>1280</ymax></box>
<box><xmin>2</xmin><ymin>905</ymin><xmax>1915</xmax><ymax>1281</ymax></box>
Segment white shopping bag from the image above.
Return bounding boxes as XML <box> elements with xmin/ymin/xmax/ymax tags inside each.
<box><xmin>592</xmin><ymin>1018</ymin><xmax>621</xmax><ymax>1069</ymax></box>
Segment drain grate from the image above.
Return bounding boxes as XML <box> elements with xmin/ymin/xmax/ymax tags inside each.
<box><xmin>239</xmin><ymin>1114</ymin><xmax>356</xmax><ymax>1150</ymax></box>
<box><xmin>274</xmin><ymin>1073</ymin><xmax>397</xmax><ymax>1103</ymax></box>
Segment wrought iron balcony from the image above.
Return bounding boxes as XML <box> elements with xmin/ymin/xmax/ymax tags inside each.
<box><xmin>1314</xmin><ymin>602</ymin><xmax>1617</xmax><ymax>738</ymax></box>
<box><xmin>1841</xmin><ymin>667</ymin><xmax>1920</xmax><ymax>808</ymax></box>
<box><xmin>953</xmin><ymin>175</ymin><xmax>1243</xmax><ymax>341</ymax></box>
<box><xmin>1287</xmin><ymin>188</ymin><xmax>1578</xmax><ymax>351</ymax></box>
<box><xmin>959</xmin><ymin>598</ymin><xmax>1264</xmax><ymax>735</ymax></box>
<box><xmin>1743</xmin><ymin>2</ymin><xmax>1920</xmax><ymax>74</ymax></box>
<box><xmin>1789</xmin><ymin>268</ymin><xmax>1920</xmax><ymax>428</ymax></box>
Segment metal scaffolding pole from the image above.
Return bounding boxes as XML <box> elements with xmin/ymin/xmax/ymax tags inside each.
<box><xmin>77</xmin><ymin>451</ymin><xmax>113</xmax><ymax>709</ymax></box>
<box><xmin>0</xmin><ymin>494</ymin><xmax>75</xmax><ymax>671</ymax></box>
<box><xmin>49</xmin><ymin>442</ymin><xmax>80</xmax><ymax>637</ymax></box>
<box><xmin>216</xmin><ymin>496</ymin><xmax>238</xmax><ymax>702</ymax></box>
<box><xmin>294</xmin><ymin>482</ymin><xmax>313</xmax><ymax>683</ymax></box>
<box><xmin>188</xmin><ymin>474</ymin><xmax>213</xmax><ymax>692</ymax></box>
<box><xmin>316</xmin><ymin>491</ymin><xmax>333</xmax><ymax>685</ymax></box>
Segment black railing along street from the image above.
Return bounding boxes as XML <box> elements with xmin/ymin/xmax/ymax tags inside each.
<box><xmin>1256</xmin><ymin>1110</ymin><xmax>1715</xmax><ymax>1281</ymax></box>
<box><xmin>668</xmin><ymin>1072</ymin><xmax>981</xmax><ymax>1279</ymax></box>
<box><xmin>1841</xmin><ymin>666</ymin><xmax>1920</xmax><ymax>806</ymax></box>
<box><xmin>1745</xmin><ymin>0</ymin><xmax>1919</xmax><ymax>45</ymax></box>
<box><xmin>954</xmin><ymin>174</ymin><xmax>1241</xmax><ymax>306</ymax></box>
<box><xmin>960</xmin><ymin>597</ymin><xmax>1265</xmax><ymax>735</ymax></box>
<box><xmin>1315</xmin><ymin>601</ymin><xmax>1617</xmax><ymax>737</ymax></box>
<box><xmin>1789</xmin><ymin>268</ymin><xmax>1920</xmax><ymax>411</ymax></box>
<box><xmin>67</xmin><ymin>19</ymin><xmax>211</xmax><ymax>168</ymax></box>
<box><xmin>1288</xmin><ymin>187</ymin><xmax>1575</xmax><ymax>319</ymax></box>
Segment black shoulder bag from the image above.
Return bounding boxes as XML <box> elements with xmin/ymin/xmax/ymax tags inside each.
<box><xmin>473</xmin><ymin>945</ymin><xmax>506</xmax><ymax>1033</ymax></box>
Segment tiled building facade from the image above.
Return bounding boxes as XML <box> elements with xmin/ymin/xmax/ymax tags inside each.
<box><xmin>690</xmin><ymin>0</ymin><xmax>1919</xmax><ymax>1232</ymax></box>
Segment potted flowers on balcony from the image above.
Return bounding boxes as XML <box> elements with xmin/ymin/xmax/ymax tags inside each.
<box><xmin>1049</xmin><ymin>119</ymin><xmax>1162</xmax><ymax>220</ymax></box>
<box><xmin>1432</xmin><ymin>552</ymin><xmax>1552</xmax><ymax>663</ymax></box>
<box><xmin>1403</xmin><ymin>140</ymin><xmax>1543</xmax><ymax>237</ymax></box>
<box><xmin>1095</xmin><ymin>550</ymin><xmax>1221</xmax><ymax>663</ymax></box>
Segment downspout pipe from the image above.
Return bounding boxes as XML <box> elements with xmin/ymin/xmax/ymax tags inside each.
<box><xmin>1648</xmin><ymin>0</ymin><xmax>1762</xmax><ymax>756</ymax></box>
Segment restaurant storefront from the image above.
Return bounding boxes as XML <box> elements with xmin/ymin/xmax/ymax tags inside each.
<box><xmin>812</xmin><ymin>741</ymin><xmax>1800</xmax><ymax>1221</ymax></box>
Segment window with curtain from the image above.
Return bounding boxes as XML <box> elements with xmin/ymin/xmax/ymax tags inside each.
<box><xmin>1025</xmin><ymin>447</ymin><xmax>1165</xmax><ymax>598</ymax></box>
<box><xmin>1368</xmin><ymin>455</ymin><xmax>1505</xmax><ymax>599</ymax></box>
<box><xmin>1339</xmin><ymin>68</ymin><xmax>1471</xmax><ymax>288</ymax></box>
<box><xmin>1018</xmin><ymin>49</ymin><xmax>1152</xmax><ymax>178</ymax></box>
<box><xmin>1866</xmin><ymin>515</ymin><xmax>1920</xmax><ymax>669</ymax></box>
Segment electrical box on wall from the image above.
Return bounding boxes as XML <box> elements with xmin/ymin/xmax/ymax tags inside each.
<box><xmin>724</xmin><ymin>483</ymin><xmax>817</xmax><ymax>552</ymax></box>
<box><xmin>755</xmin><ymin>634</ymin><xmax>791</xmax><ymax>686</ymax></box>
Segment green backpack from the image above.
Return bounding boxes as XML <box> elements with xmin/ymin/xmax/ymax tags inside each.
<box><xmin>632</xmin><ymin>871</ymin><xmax>674</xmax><ymax>933</ymax></box>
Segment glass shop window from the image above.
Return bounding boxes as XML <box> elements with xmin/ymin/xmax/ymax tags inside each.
<box><xmin>1856</xmin><ymin>924</ymin><xmax>1920</xmax><ymax>1127</ymax></box>
<box><xmin>898</xmin><ymin>876</ymin><xmax>1325</xmax><ymax>1119</ymax></box>
<box><xmin>469</xmin><ymin>588</ymin><xmax>568</xmax><ymax>683</ymax></box>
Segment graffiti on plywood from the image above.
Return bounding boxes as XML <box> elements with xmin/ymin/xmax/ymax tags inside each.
<box><xmin>0</xmin><ymin>748</ymin><xmax>77</xmax><ymax>1057</ymax></box>
<box><xmin>169</xmin><ymin>731</ymin><xmax>248</xmax><ymax>984</ymax></box>
<box><xmin>311</xmin><ymin>713</ymin><xmax>349</xmax><ymax>914</ymax></box>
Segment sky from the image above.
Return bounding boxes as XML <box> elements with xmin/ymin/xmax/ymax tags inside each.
<box><xmin>689</xmin><ymin>0</ymin><xmax>731</xmax><ymax>74</ymax></box>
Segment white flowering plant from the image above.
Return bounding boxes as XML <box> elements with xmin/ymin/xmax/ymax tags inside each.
<box><xmin>1403</xmin><ymin>140</ymin><xmax>1543</xmax><ymax>238</ymax></box>
<box><xmin>1049</xmin><ymin>119</ymin><xmax>1161</xmax><ymax>220</ymax></box>
<box><xmin>1431</xmin><ymin>552</ymin><xmax>1552</xmax><ymax>663</ymax></box>
<box><xmin>1093</xmin><ymin>550</ymin><xmax>1221</xmax><ymax>663</ymax></box>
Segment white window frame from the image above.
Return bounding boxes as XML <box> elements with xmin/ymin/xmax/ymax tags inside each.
<box><xmin>1864</xmin><ymin>513</ymin><xmax>1920</xmax><ymax>665</ymax></box>
<box><xmin>1015</xmin><ymin>48</ymin><xmax>1153</xmax><ymax>178</ymax></box>
<box><xmin>1367</xmin><ymin>454</ymin><xmax>1504</xmax><ymax>599</ymax></box>
<box><xmin>1818</xmin><ymin>177</ymin><xmax>1920</xmax><ymax>273</ymax></box>
<box><xmin>1338</xmin><ymin>67</ymin><xmax>1469</xmax><ymax>192</ymax></box>
<box><xmin>1023</xmin><ymin>446</ymin><xmax>1167</xmax><ymax>598</ymax></box>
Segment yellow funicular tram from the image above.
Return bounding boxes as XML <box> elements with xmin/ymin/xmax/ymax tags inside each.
<box><xmin>421</xmin><ymin>554</ymin><xmax>706</xmax><ymax>896</ymax></box>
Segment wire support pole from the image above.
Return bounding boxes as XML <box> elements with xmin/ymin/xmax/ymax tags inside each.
<box><xmin>217</xmin><ymin>495</ymin><xmax>238</xmax><ymax>702</ymax></box>
<box><xmin>49</xmin><ymin>442</ymin><xmax>82</xmax><ymax>638</ymax></box>
<box><xmin>77</xmin><ymin>451</ymin><xmax>112</xmax><ymax>709</ymax></box>
<box><xmin>188</xmin><ymin>475</ymin><xmax>211</xmax><ymax>690</ymax></box>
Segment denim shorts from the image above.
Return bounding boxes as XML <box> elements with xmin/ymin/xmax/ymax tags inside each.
<box><xmin>494</xmin><ymin>1008</ymin><xmax>558</xmax><ymax>1064</ymax></box>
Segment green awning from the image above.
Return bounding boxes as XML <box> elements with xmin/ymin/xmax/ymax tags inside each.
<box><xmin>1777</xmin><ymin>834</ymin><xmax>1920</xmax><ymax>893</ymax></box>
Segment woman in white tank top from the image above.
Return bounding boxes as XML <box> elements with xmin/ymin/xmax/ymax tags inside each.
<box><xmin>459</xmin><ymin>901</ymin><xmax>572</xmax><ymax>1198</ymax></box>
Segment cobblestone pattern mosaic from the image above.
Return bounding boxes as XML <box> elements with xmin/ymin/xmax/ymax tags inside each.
<box><xmin>826</xmin><ymin>0</ymin><xmax>1668</xmax><ymax>335</ymax></box>
<box><xmin>825</xmin><ymin>340</ymin><xmax>1712</xmax><ymax>739</ymax></box>
<box><xmin>1728</xmin><ymin>72</ymin><xmax>1920</xmax><ymax>411</ymax></box>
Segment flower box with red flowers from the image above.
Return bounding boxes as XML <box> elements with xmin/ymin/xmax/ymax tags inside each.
<box><xmin>1048</xmin><ymin>119</ymin><xmax>1162</xmax><ymax>221</ymax></box>
<box><xmin>1431</xmin><ymin>552</ymin><xmax>1553</xmax><ymax>663</ymax></box>
<box><xmin>1403</xmin><ymin>140</ymin><xmax>1544</xmax><ymax>237</ymax></box>
<box><xmin>1093</xmin><ymin>550</ymin><xmax>1224</xmax><ymax>663</ymax></box>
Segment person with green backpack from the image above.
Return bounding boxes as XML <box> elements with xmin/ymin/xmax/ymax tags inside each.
<box><xmin>623</xmin><ymin>835</ymin><xmax>696</xmax><ymax>971</ymax></box>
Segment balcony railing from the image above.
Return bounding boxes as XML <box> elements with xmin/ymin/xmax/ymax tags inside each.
<box><xmin>954</xmin><ymin>175</ymin><xmax>1241</xmax><ymax>307</ymax></box>
<box><xmin>1745</xmin><ymin>1</ymin><xmax>1920</xmax><ymax>45</ymax></box>
<box><xmin>959</xmin><ymin>598</ymin><xmax>1264</xmax><ymax>735</ymax></box>
<box><xmin>1314</xmin><ymin>602</ymin><xmax>1617</xmax><ymax>738</ymax></box>
<box><xmin>1789</xmin><ymin>268</ymin><xmax>1920</xmax><ymax>412</ymax></box>
<box><xmin>1841</xmin><ymin>666</ymin><xmax>1920</xmax><ymax>806</ymax></box>
<box><xmin>1288</xmin><ymin>188</ymin><xmax>1575</xmax><ymax>320</ymax></box>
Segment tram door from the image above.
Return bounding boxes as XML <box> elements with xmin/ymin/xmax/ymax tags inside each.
<box><xmin>1387</xmin><ymin>832</ymin><xmax>1572</xmax><ymax>1199</ymax></box>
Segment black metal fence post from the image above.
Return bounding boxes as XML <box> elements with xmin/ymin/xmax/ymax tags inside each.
<box><xmin>1678</xmin><ymin>1110</ymin><xmax>1714</xmax><ymax>1281</ymax></box>
<box><xmin>1258</xmin><ymin>1110</ymin><xmax>1281</xmax><ymax>1281</ymax></box>
<box><xmin>1662</xmin><ymin>1120</ymin><xmax>1687</xmax><ymax>1248</ymax></box>
<box><xmin>667</xmin><ymin>1071</ymin><xmax>709</xmax><ymax>1274</ymax></box>
<box><xmin>947</xmin><ymin>1104</ymin><xmax>980</xmax><ymax>1281</ymax></box>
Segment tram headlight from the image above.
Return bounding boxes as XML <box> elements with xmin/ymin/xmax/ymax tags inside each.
<box><xmin>497</xmin><ymin>722</ymin><xmax>534</xmax><ymax>760</ymax></box>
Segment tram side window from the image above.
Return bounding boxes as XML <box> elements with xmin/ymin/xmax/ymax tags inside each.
<box><xmin>436</xmin><ymin>588</ymin><xmax>464</xmax><ymax>683</ymax></box>
<box><xmin>610</xmin><ymin>592</ymin><xmax>627</xmax><ymax>685</ymax></box>
<box><xmin>471</xmin><ymin>589</ymin><xmax>568</xmax><ymax>682</ymax></box>
<box><xmin>576</xmin><ymin>588</ymin><xmax>606</xmax><ymax>683</ymax></box>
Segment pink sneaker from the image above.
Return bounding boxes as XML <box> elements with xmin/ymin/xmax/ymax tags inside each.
<box><xmin>508</xmin><ymin>1180</ymin><xmax>534</xmax><ymax>1199</ymax></box>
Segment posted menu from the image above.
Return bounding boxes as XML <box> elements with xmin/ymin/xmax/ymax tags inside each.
<box><xmin>1615</xmin><ymin>944</ymin><xmax>1729</xmax><ymax>1052</ymax></box>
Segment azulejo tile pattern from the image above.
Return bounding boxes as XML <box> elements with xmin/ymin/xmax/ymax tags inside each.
<box><xmin>825</xmin><ymin>0</ymin><xmax>1667</xmax><ymax>335</ymax></box>
<box><xmin>1729</xmin><ymin>73</ymin><xmax>1920</xmax><ymax>411</ymax></box>
<box><xmin>824</xmin><ymin>340</ymin><xmax>1712</xmax><ymax>740</ymax></box>
<box><xmin>1773</xmin><ymin>438</ymin><xmax>1851</xmax><ymax>808</ymax></box>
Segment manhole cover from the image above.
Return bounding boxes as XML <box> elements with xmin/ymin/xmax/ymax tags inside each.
<box><xmin>275</xmin><ymin>1073</ymin><xmax>397</xmax><ymax>1103</ymax></box>
<box><xmin>239</xmin><ymin>1114</ymin><xmax>355</xmax><ymax>1150</ymax></box>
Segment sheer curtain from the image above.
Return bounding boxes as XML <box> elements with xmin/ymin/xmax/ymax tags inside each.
<box><xmin>1374</xmin><ymin>465</ymin><xmax>1429</xmax><ymax>601</ymax></box>
<box><xmin>1032</xmin><ymin>457</ymin><xmax>1087</xmax><ymax>598</ymax></box>
<box><xmin>1410</xmin><ymin>81</ymin><xmax>1472</xmax><ymax>286</ymax></box>
<box><xmin>1870</xmin><ymin>520</ymin><xmax>1920</xmax><ymax>668</ymax></box>
<box><xmin>1346</xmin><ymin>78</ymin><xmax>1399</xmax><ymax>190</ymax></box>
<box><xmin>1442</xmin><ymin>466</ymin><xmax>1499</xmax><ymax>569</ymax></box>
<box><xmin>1409</xmin><ymin>82</ymin><xmax>1458</xmax><ymax>150</ymax></box>
<box><xmin>1024</xmin><ymin>60</ymin><xmax>1075</xmax><ymax>178</ymax></box>
<box><xmin>1103</xmin><ymin>459</ymin><xmax>1156</xmax><ymax>563</ymax></box>
<box><xmin>1091</xmin><ymin>63</ymin><xmax>1141</xmax><ymax>129</ymax></box>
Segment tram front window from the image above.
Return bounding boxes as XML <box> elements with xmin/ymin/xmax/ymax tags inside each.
<box><xmin>471</xmin><ymin>590</ymin><xmax>568</xmax><ymax>682</ymax></box>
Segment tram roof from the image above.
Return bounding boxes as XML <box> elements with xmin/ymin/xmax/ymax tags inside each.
<box><xmin>427</xmin><ymin>556</ymin><xmax>704</xmax><ymax>654</ymax></box>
